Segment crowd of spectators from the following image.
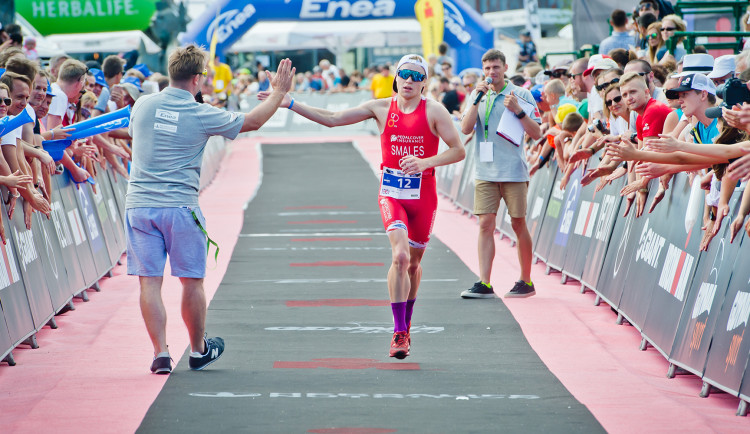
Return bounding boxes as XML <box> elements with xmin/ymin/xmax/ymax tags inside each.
<box><xmin>512</xmin><ymin>2</ymin><xmax>750</xmax><ymax>252</ymax></box>
<box><xmin>0</xmin><ymin>26</ymin><xmax>170</xmax><ymax>238</ymax></box>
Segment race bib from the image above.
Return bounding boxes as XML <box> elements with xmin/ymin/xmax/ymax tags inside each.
<box><xmin>380</xmin><ymin>167</ymin><xmax>422</xmax><ymax>200</ymax></box>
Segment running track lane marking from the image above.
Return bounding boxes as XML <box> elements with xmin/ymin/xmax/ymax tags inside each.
<box><xmin>291</xmin><ymin>237</ymin><xmax>373</xmax><ymax>242</ymax></box>
<box><xmin>290</xmin><ymin>261</ymin><xmax>384</xmax><ymax>267</ymax></box>
<box><xmin>287</xmin><ymin>220</ymin><xmax>358</xmax><ymax>225</ymax></box>
<box><xmin>286</xmin><ymin>299</ymin><xmax>390</xmax><ymax>307</ymax></box>
<box><xmin>285</xmin><ymin>205</ymin><xmax>348</xmax><ymax>210</ymax></box>
<box><xmin>308</xmin><ymin>429</ymin><xmax>397</xmax><ymax>434</ymax></box>
<box><xmin>274</xmin><ymin>358</ymin><xmax>420</xmax><ymax>370</ymax></box>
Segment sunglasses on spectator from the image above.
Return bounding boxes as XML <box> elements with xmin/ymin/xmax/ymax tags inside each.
<box><xmin>0</xmin><ymin>98</ymin><xmax>10</xmax><ymax>106</ymax></box>
<box><xmin>569</xmin><ymin>72</ymin><xmax>583</xmax><ymax>79</ymax></box>
<box><xmin>660</xmin><ymin>27</ymin><xmax>676</xmax><ymax>32</ymax></box>
<box><xmin>596</xmin><ymin>77</ymin><xmax>620</xmax><ymax>91</ymax></box>
<box><xmin>397</xmin><ymin>69</ymin><xmax>426</xmax><ymax>82</ymax></box>
<box><xmin>605</xmin><ymin>95</ymin><xmax>622</xmax><ymax>107</ymax></box>
<box><xmin>195</xmin><ymin>68</ymin><xmax>208</xmax><ymax>76</ymax></box>
<box><xmin>647</xmin><ymin>33</ymin><xmax>659</xmax><ymax>39</ymax></box>
<box><xmin>639</xmin><ymin>3</ymin><xmax>654</xmax><ymax>10</ymax></box>
<box><xmin>550</xmin><ymin>70</ymin><xmax>569</xmax><ymax>78</ymax></box>
<box><xmin>441</xmin><ymin>65</ymin><xmax>451</xmax><ymax>70</ymax></box>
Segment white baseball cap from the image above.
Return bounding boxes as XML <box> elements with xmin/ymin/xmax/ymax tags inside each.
<box><xmin>707</xmin><ymin>55</ymin><xmax>736</xmax><ymax>79</ymax></box>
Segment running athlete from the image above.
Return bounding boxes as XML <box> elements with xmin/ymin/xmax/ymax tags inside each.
<box><xmin>260</xmin><ymin>54</ymin><xmax>465</xmax><ymax>359</ymax></box>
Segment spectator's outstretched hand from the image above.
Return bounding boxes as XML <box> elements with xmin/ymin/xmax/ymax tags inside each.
<box><xmin>730</xmin><ymin>214</ymin><xmax>746</xmax><ymax>243</ymax></box>
<box><xmin>723</xmin><ymin>103</ymin><xmax>750</xmax><ymax>132</ymax></box>
<box><xmin>645</xmin><ymin>134</ymin><xmax>681</xmax><ymax>153</ymax></box>
<box><xmin>622</xmin><ymin>192</ymin><xmax>635</xmax><ymax>217</ymax></box>
<box><xmin>568</xmin><ymin>148</ymin><xmax>594</xmax><ymax>165</ymax></box>
<box><xmin>727</xmin><ymin>148</ymin><xmax>750</xmax><ymax>181</ymax></box>
<box><xmin>620</xmin><ymin>177</ymin><xmax>648</xmax><ymax>196</ymax></box>
<box><xmin>635</xmin><ymin>162</ymin><xmax>670</xmax><ymax>179</ymax></box>
<box><xmin>606</xmin><ymin>136</ymin><xmax>637</xmax><ymax>162</ymax></box>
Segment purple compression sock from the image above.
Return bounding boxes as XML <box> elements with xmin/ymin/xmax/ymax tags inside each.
<box><xmin>391</xmin><ymin>302</ymin><xmax>408</xmax><ymax>332</ymax></box>
<box><xmin>405</xmin><ymin>299</ymin><xmax>416</xmax><ymax>330</ymax></box>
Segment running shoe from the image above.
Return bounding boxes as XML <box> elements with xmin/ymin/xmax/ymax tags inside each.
<box><xmin>460</xmin><ymin>281</ymin><xmax>496</xmax><ymax>299</ymax></box>
<box><xmin>389</xmin><ymin>331</ymin><xmax>409</xmax><ymax>359</ymax></box>
<box><xmin>189</xmin><ymin>336</ymin><xmax>225</xmax><ymax>370</ymax></box>
<box><xmin>150</xmin><ymin>355</ymin><xmax>173</xmax><ymax>374</ymax></box>
<box><xmin>504</xmin><ymin>280</ymin><xmax>536</xmax><ymax>298</ymax></box>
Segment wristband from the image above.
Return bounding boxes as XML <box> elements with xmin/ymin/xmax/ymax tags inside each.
<box><xmin>638</xmin><ymin>188</ymin><xmax>649</xmax><ymax>193</ymax></box>
<box><xmin>515</xmin><ymin>110</ymin><xmax>526</xmax><ymax>120</ymax></box>
<box><xmin>288</xmin><ymin>98</ymin><xmax>294</xmax><ymax>110</ymax></box>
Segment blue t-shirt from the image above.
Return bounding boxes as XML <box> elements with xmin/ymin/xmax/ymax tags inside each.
<box><xmin>692</xmin><ymin>118</ymin><xmax>720</xmax><ymax>144</ymax></box>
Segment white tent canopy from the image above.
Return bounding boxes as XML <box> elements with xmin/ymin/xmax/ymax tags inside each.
<box><xmin>229</xmin><ymin>19</ymin><xmax>422</xmax><ymax>53</ymax></box>
<box><xmin>45</xmin><ymin>31</ymin><xmax>162</xmax><ymax>55</ymax></box>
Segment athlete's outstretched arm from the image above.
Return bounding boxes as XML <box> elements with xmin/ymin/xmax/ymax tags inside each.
<box><xmin>400</xmin><ymin>102</ymin><xmax>465</xmax><ymax>176</ymax></box>
<box><xmin>240</xmin><ymin>59</ymin><xmax>295</xmax><ymax>133</ymax></box>
<box><xmin>258</xmin><ymin>91</ymin><xmax>378</xmax><ymax>127</ymax></box>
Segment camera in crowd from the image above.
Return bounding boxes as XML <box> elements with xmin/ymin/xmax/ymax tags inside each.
<box><xmin>587</xmin><ymin>118</ymin><xmax>610</xmax><ymax>134</ymax></box>
<box><xmin>717</xmin><ymin>77</ymin><xmax>750</xmax><ymax>107</ymax></box>
<box><xmin>706</xmin><ymin>78</ymin><xmax>750</xmax><ymax>118</ymax></box>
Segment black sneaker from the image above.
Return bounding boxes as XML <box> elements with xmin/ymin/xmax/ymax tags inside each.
<box><xmin>189</xmin><ymin>336</ymin><xmax>225</xmax><ymax>371</ymax></box>
<box><xmin>460</xmin><ymin>281</ymin><xmax>496</xmax><ymax>299</ymax></box>
<box><xmin>150</xmin><ymin>355</ymin><xmax>173</xmax><ymax>374</ymax></box>
<box><xmin>504</xmin><ymin>280</ymin><xmax>536</xmax><ymax>298</ymax></box>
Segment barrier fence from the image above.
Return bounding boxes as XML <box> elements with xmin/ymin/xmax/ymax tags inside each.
<box><xmin>0</xmin><ymin>136</ymin><xmax>227</xmax><ymax>366</ymax></box>
<box><xmin>436</xmin><ymin>139</ymin><xmax>750</xmax><ymax>416</ymax></box>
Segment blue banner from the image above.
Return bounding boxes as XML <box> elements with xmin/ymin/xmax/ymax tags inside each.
<box><xmin>180</xmin><ymin>0</ymin><xmax>494</xmax><ymax>72</ymax></box>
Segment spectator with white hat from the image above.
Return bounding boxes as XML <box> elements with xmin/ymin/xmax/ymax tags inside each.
<box><xmin>707</xmin><ymin>55</ymin><xmax>736</xmax><ymax>86</ymax></box>
<box><xmin>675</xmin><ymin>53</ymin><xmax>714</xmax><ymax>76</ymax></box>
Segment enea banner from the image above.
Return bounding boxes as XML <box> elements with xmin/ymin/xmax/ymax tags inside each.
<box><xmin>181</xmin><ymin>0</ymin><xmax>494</xmax><ymax>72</ymax></box>
<box><xmin>414</xmin><ymin>0</ymin><xmax>444</xmax><ymax>59</ymax></box>
<box><xmin>18</xmin><ymin>0</ymin><xmax>158</xmax><ymax>35</ymax></box>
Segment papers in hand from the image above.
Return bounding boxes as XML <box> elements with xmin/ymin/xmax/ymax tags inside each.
<box><xmin>496</xmin><ymin>97</ymin><xmax>534</xmax><ymax>146</ymax></box>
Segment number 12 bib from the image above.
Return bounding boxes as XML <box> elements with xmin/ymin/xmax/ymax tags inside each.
<box><xmin>380</xmin><ymin>167</ymin><xmax>422</xmax><ymax>200</ymax></box>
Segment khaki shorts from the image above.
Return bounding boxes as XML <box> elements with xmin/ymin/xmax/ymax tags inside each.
<box><xmin>473</xmin><ymin>180</ymin><xmax>528</xmax><ymax>218</ymax></box>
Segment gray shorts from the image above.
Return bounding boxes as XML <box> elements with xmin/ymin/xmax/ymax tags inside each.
<box><xmin>126</xmin><ymin>207</ymin><xmax>208</xmax><ymax>278</ymax></box>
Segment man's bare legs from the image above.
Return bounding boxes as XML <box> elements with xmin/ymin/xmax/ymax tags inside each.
<box><xmin>139</xmin><ymin>276</ymin><xmax>207</xmax><ymax>356</ymax></box>
<box><xmin>477</xmin><ymin>213</ymin><xmax>497</xmax><ymax>284</ymax></box>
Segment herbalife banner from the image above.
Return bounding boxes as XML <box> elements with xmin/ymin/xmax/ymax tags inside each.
<box><xmin>18</xmin><ymin>1</ymin><xmax>158</xmax><ymax>35</ymax></box>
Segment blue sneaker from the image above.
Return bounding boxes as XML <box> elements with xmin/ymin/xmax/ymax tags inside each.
<box><xmin>189</xmin><ymin>336</ymin><xmax>225</xmax><ymax>370</ymax></box>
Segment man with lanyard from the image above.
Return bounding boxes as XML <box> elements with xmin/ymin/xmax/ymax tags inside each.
<box><xmin>259</xmin><ymin>54</ymin><xmax>465</xmax><ymax>359</ymax></box>
<box><xmin>127</xmin><ymin>45</ymin><xmax>295</xmax><ymax>374</ymax></box>
<box><xmin>459</xmin><ymin>49</ymin><xmax>542</xmax><ymax>299</ymax></box>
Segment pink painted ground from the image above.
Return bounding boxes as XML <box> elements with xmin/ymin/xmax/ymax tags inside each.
<box><xmin>0</xmin><ymin>135</ymin><xmax>747</xmax><ymax>433</ymax></box>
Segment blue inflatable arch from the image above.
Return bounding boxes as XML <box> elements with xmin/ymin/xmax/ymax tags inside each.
<box><xmin>180</xmin><ymin>0</ymin><xmax>495</xmax><ymax>73</ymax></box>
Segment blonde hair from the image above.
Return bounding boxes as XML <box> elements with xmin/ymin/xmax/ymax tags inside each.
<box><xmin>168</xmin><ymin>44</ymin><xmax>208</xmax><ymax>82</ymax></box>
<box><xmin>647</xmin><ymin>22</ymin><xmax>664</xmax><ymax>64</ymax></box>
<box><xmin>58</xmin><ymin>59</ymin><xmax>88</xmax><ymax>84</ymax></box>
<box><xmin>661</xmin><ymin>14</ymin><xmax>687</xmax><ymax>44</ymax></box>
<box><xmin>80</xmin><ymin>91</ymin><xmax>98</xmax><ymax>108</ymax></box>
<box><xmin>620</xmin><ymin>71</ymin><xmax>648</xmax><ymax>89</ymax></box>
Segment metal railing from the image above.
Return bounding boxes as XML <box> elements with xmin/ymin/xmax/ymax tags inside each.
<box><xmin>674</xmin><ymin>1</ymin><xmax>749</xmax><ymax>32</ymax></box>
<box><xmin>666</xmin><ymin>31</ymin><xmax>750</xmax><ymax>54</ymax></box>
